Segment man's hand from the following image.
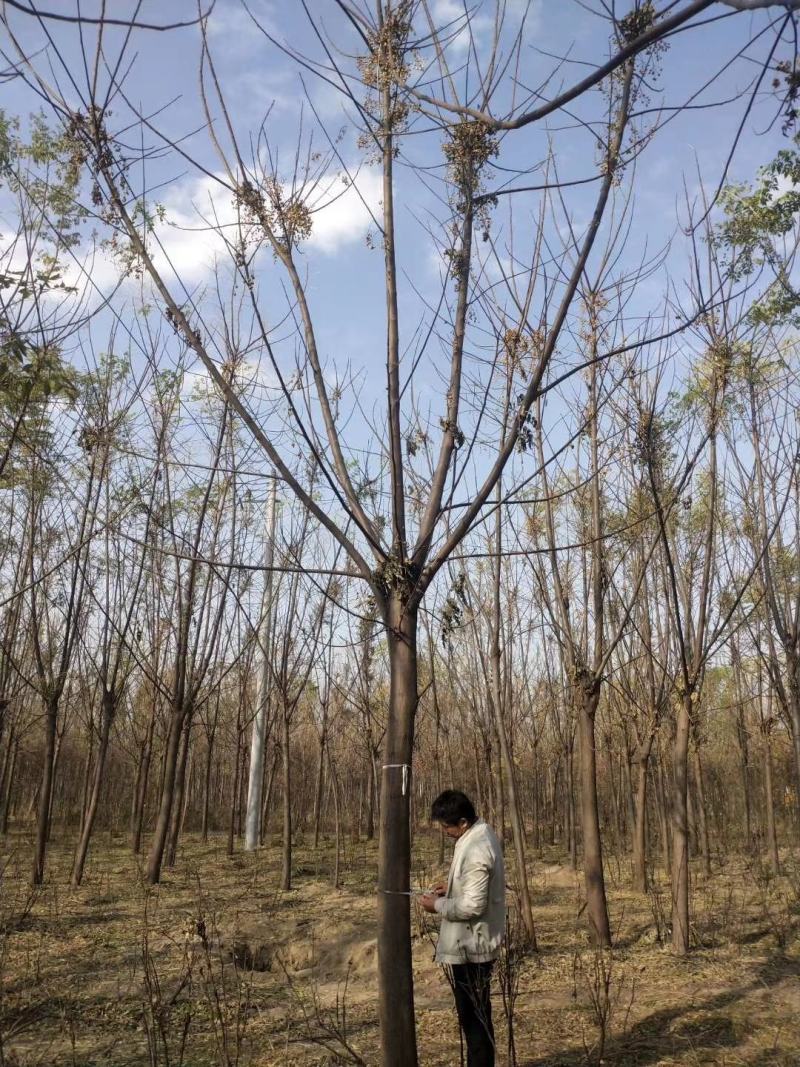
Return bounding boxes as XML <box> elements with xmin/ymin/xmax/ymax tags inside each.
<box><xmin>432</xmin><ymin>882</ymin><xmax>446</xmax><ymax>897</ymax></box>
<box><xmin>419</xmin><ymin>894</ymin><xmax>438</xmax><ymax>913</ymax></box>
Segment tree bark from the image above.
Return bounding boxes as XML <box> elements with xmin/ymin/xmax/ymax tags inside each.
<box><xmin>313</xmin><ymin>704</ymin><xmax>328</xmax><ymax>848</ymax></box>
<box><xmin>146</xmin><ymin>702</ymin><xmax>185</xmax><ymax>884</ymax></box>
<box><xmin>281</xmin><ymin>711</ymin><xmax>292</xmax><ymax>891</ymax></box>
<box><xmin>576</xmin><ymin>682</ymin><xmax>611</xmax><ymax>946</ymax></box>
<box><xmin>72</xmin><ymin>691</ymin><xmax>114</xmax><ymax>886</ymax></box>
<box><xmin>201</xmin><ymin>733</ymin><xmax>214</xmax><ymax>842</ymax></box>
<box><xmin>166</xmin><ymin>716</ymin><xmax>192</xmax><ymax>868</ymax></box>
<box><xmin>377</xmin><ymin>596</ymin><xmax>419</xmax><ymax>1067</ymax></box>
<box><xmin>130</xmin><ymin>713</ymin><xmax>154</xmax><ymax>854</ymax></box>
<box><xmin>692</xmin><ymin>746</ymin><xmax>711</xmax><ymax>878</ymax></box>
<box><xmin>32</xmin><ymin>698</ymin><xmax>58</xmax><ymax>885</ymax></box>
<box><xmin>671</xmin><ymin>693</ymin><xmax>692</xmax><ymax>954</ymax></box>
<box><xmin>632</xmin><ymin>734</ymin><xmax>654</xmax><ymax>893</ymax></box>
<box><xmin>1</xmin><ymin>733</ymin><xmax>17</xmax><ymax>834</ymax></box>
<box><xmin>762</xmin><ymin>726</ymin><xmax>780</xmax><ymax>874</ymax></box>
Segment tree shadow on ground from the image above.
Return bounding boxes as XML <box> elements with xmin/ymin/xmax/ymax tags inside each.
<box><xmin>521</xmin><ymin>952</ymin><xmax>800</xmax><ymax>1066</ymax></box>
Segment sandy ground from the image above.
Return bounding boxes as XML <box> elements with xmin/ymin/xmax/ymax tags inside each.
<box><xmin>0</xmin><ymin>829</ymin><xmax>798</xmax><ymax>1065</ymax></box>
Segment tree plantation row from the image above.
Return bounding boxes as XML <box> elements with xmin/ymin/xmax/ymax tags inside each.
<box><xmin>1</xmin><ymin>3</ymin><xmax>800</xmax><ymax>1064</ymax></box>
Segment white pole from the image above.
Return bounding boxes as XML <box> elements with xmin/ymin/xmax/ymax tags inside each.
<box><xmin>244</xmin><ymin>473</ymin><xmax>277</xmax><ymax>850</ymax></box>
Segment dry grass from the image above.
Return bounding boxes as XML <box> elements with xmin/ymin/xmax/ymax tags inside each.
<box><xmin>0</xmin><ymin>829</ymin><xmax>798</xmax><ymax>1066</ymax></box>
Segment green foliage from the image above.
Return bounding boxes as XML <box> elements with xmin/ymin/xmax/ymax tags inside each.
<box><xmin>715</xmin><ymin>138</ymin><xmax>800</xmax><ymax>326</ymax></box>
<box><xmin>1</xmin><ymin>109</ymin><xmax>88</xmax><ymax>249</ymax></box>
<box><xmin>0</xmin><ymin>108</ymin><xmax>88</xmax><ymax>472</ymax></box>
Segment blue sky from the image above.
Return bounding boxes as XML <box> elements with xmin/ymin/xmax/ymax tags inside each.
<box><xmin>1</xmin><ymin>1</ymin><xmax>796</xmax><ymax>556</ymax></box>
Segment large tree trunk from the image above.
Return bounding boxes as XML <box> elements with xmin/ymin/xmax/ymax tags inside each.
<box><xmin>32</xmin><ymin>698</ymin><xmax>58</xmax><ymax>885</ymax></box>
<box><xmin>377</xmin><ymin>596</ymin><xmax>418</xmax><ymax>1067</ymax></box>
<box><xmin>575</xmin><ymin>682</ymin><xmax>611</xmax><ymax>946</ymax></box>
<box><xmin>71</xmin><ymin>692</ymin><xmax>114</xmax><ymax>887</ymax></box>
<box><xmin>671</xmin><ymin>693</ymin><xmax>692</xmax><ymax>954</ymax></box>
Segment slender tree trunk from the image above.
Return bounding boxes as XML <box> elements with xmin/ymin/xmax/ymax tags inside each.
<box><xmin>47</xmin><ymin>725</ymin><xmax>64</xmax><ymax>839</ymax></box>
<box><xmin>130</xmin><ymin>734</ymin><xmax>144</xmax><ymax>847</ymax></box>
<box><xmin>202</xmin><ymin>733</ymin><xmax>214</xmax><ymax>842</ymax></box>
<box><xmin>787</xmin><ymin>661</ymin><xmax>800</xmax><ymax>841</ymax></box>
<box><xmin>237</xmin><ymin>744</ymin><xmax>248</xmax><ymax>839</ymax></box>
<box><xmin>261</xmin><ymin>748</ymin><xmax>278</xmax><ymax>845</ymax></box>
<box><xmin>79</xmin><ymin>710</ymin><xmax>95</xmax><ymax>835</ymax></box>
<box><xmin>329</xmin><ymin>748</ymin><xmax>341</xmax><ymax>889</ymax></box>
<box><xmin>622</xmin><ymin>747</ymin><xmax>637</xmax><ymax>843</ymax></box>
<box><xmin>178</xmin><ymin>744</ymin><xmax>194</xmax><ymax>840</ymax></box>
<box><xmin>1</xmin><ymin>733</ymin><xmax>17</xmax><ymax>834</ymax></box>
<box><xmin>632</xmin><ymin>735</ymin><xmax>654</xmax><ymax>894</ymax></box>
<box><xmin>281</xmin><ymin>711</ymin><xmax>292</xmax><ymax>891</ymax></box>
<box><xmin>734</xmin><ymin>702</ymin><xmax>753</xmax><ymax>848</ymax></box>
<box><xmin>531</xmin><ymin>745</ymin><xmax>541</xmax><ymax>853</ymax></box>
<box><xmin>227</xmin><ymin>722</ymin><xmax>242</xmax><ymax>857</ymax></box>
<box><xmin>130</xmin><ymin>706</ymin><xmax>154</xmax><ymax>853</ymax></box>
<box><xmin>692</xmin><ymin>746</ymin><xmax>711</xmax><ymax>878</ymax></box>
<box><xmin>653</xmin><ymin>746</ymin><xmax>671</xmax><ymax>877</ymax></box>
<box><xmin>313</xmin><ymin>708</ymin><xmax>328</xmax><ymax>848</ymax></box>
<box><xmin>245</xmin><ymin>476</ymin><xmax>277</xmax><ymax>850</ymax></box>
<box><xmin>166</xmin><ymin>716</ymin><xmax>192</xmax><ymax>868</ymax></box>
<box><xmin>72</xmin><ymin>692</ymin><xmax>114</xmax><ymax>887</ymax></box>
<box><xmin>576</xmin><ymin>683</ymin><xmax>611</xmax><ymax>946</ymax></box>
<box><xmin>377</xmin><ymin>596</ymin><xmax>418</xmax><ymax>1067</ymax></box>
<box><xmin>146</xmin><ymin>704</ymin><xmax>185</xmax><ymax>884</ymax></box>
<box><xmin>762</xmin><ymin>728</ymin><xmax>780</xmax><ymax>874</ymax></box>
<box><xmin>671</xmin><ymin>693</ymin><xmax>692</xmax><ymax>954</ymax></box>
<box><xmin>493</xmin><ymin>720</ymin><xmax>507</xmax><ymax>844</ymax></box>
<box><xmin>0</xmin><ymin>725</ymin><xmax>13</xmax><ymax>819</ymax></box>
<box><xmin>566</xmin><ymin>741</ymin><xmax>577</xmax><ymax>869</ymax></box>
<box><xmin>549</xmin><ymin>756</ymin><xmax>560</xmax><ymax>846</ymax></box>
<box><xmin>32</xmin><ymin>698</ymin><xmax>58</xmax><ymax>885</ymax></box>
<box><xmin>488</xmin><ymin>486</ymin><xmax>536</xmax><ymax>947</ymax></box>
<box><xmin>366</xmin><ymin>751</ymin><xmax>376</xmax><ymax>841</ymax></box>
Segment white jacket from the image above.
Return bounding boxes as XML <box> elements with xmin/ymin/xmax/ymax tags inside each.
<box><xmin>434</xmin><ymin>819</ymin><xmax>506</xmax><ymax>965</ymax></box>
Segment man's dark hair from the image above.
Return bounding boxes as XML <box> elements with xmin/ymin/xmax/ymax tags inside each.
<box><xmin>431</xmin><ymin>790</ymin><xmax>477</xmax><ymax>827</ymax></box>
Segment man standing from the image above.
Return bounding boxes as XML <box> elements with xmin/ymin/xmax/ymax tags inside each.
<box><xmin>421</xmin><ymin>790</ymin><xmax>505</xmax><ymax>1067</ymax></box>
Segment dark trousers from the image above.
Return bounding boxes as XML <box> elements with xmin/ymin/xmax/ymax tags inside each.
<box><xmin>450</xmin><ymin>961</ymin><xmax>495</xmax><ymax>1067</ymax></box>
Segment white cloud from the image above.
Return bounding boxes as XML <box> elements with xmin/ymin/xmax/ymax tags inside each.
<box><xmin>306</xmin><ymin>170</ymin><xmax>383</xmax><ymax>255</ymax></box>
<box><xmin>432</xmin><ymin>0</ymin><xmax>493</xmax><ymax>54</ymax></box>
<box><xmin>151</xmin><ymin>166</ymin><xmax>382</xmax><ymax>273</ymax></box>
<box><xmin>2</xmin><ymin>163</ymin><xmax>383</xmax><ymax>319</ymax></box>
<box><xmin>430</xmin><ymin>0</ymin><xmax>541</xmax><ymax>57</ymax></box>
<box><xmin>206</xmin><ymin>0</ymin><xmax>277</xmax><ymax>58</ymax></box>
